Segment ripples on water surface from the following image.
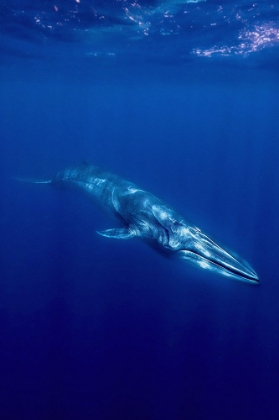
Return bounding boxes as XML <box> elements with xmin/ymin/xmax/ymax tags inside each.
<box><xmin>1</xmin><ymin>0</ymin><xmax>279</xmax><ymax>70</ymax></box>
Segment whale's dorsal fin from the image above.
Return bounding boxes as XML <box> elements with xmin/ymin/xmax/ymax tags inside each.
<box><xmin>96</xmin><ymin>228</ymin><xmax>136</xmax><ymax>239</ymax></box>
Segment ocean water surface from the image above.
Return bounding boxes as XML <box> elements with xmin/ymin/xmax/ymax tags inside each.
<box><xmin>1</xmin><ymin>1</ymin><xmax>279</xmax><ymax>419</ymax></box>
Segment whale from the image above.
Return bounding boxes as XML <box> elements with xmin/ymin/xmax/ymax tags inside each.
<box><xmin>21</xmin><ymin>162</ymin><xmax>259</xmax><ymax>284</ymax></box>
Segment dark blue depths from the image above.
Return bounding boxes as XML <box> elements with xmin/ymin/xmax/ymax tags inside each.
<box><xmin>1</xmin><ymin>42</ymin><xmax>279</xmax><ymax>420</ymax></box>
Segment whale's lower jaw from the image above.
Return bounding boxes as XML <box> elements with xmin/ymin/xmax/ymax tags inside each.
<box><xmin>178</xmin><ymin>249</ymin><xmax>259</xmax><ymax>284</ymax></box>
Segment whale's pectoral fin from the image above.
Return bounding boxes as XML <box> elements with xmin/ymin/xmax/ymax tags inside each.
<box><xmin>96</xmin><ymin>228</ymin><xmax>136</xmax><ymax>239</ymax></box>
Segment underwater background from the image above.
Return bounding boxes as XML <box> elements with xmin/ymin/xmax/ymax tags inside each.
<box><xmin>1</xmin><ymin>1</ymin><xmax>279</xmax><ymax>419</ymax></box>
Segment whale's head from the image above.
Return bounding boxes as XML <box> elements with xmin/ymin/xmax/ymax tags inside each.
<box><xmin>174</xmin><ymin>225</ymin><xmax>259</xmax><ymax>284</ymax></box>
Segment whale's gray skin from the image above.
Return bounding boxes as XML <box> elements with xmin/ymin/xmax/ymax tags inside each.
<box><xmin>28</xmin><ymin>163</ymin><xmax>259</xmax><ymax>284</ymax></box>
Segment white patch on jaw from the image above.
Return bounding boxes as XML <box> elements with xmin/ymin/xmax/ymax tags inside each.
<box><xmin>198</xmin><ymin>260</ymin><xmax>211</xmax><ymax>270</ymax></box>
<box><xmin>222</xmin><ymin>270</ymin><xmax>231</xmax><ymax>277</ymax></box>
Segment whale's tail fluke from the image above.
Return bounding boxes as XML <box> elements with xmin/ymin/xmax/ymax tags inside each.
<box><xmin>16</xmin><ymin>177</ymin><xmax>52</xmax><ymax>184</ymax></box>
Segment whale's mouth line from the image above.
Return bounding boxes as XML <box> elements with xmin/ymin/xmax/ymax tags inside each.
<box><xmin>183</xmin><ymin>249</ymin><xmax>259</xmax><ymax>283</ymax></box>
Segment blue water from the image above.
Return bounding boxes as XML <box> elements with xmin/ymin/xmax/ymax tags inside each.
<box><xmin>1</xmin><ymin>1</ymin><xmax>279</xmax><ymax>419</ymax></box>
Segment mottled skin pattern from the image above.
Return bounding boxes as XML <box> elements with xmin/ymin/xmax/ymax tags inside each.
<box><xmin>53</xmin><ymin>163</ymin><xmax>187</xmax><ymax>250</ymax></box>
<box><xmin>51</xmin><ymin>163</ymin><xmax>259</xmax><ymax>283</ymax></box>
